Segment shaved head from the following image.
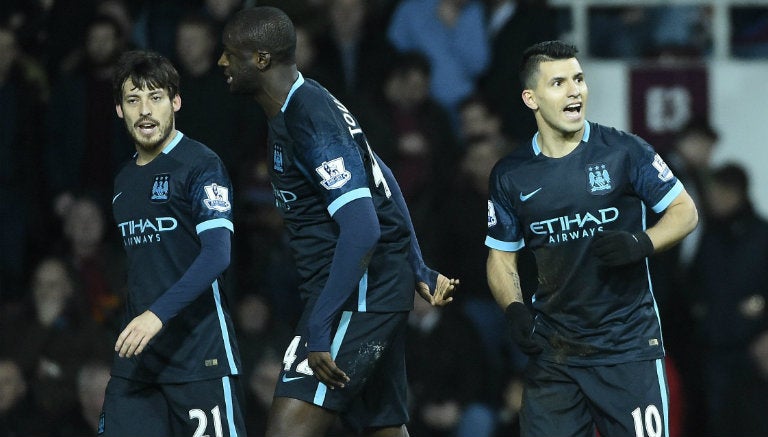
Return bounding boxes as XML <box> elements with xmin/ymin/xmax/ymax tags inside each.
<box><xmin>222</xmin><ymin>6</ymin><xmax>296</xmax><ymax>64</ymax></box>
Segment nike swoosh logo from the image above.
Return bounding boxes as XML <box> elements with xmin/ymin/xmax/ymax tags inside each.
<box><xmin>281</xmin><ymin>375</ymin><xmax>307</xmax><ymax>383</ymax></box>
<box><xmin>519</xmin><ymin>188</ymin><xmax>542</xmax><ymax>202</ymax></box>
<box><xmin>112</xmin><ymin>192</ymin><xmax>123</xmax><ymax>204</ymax></box>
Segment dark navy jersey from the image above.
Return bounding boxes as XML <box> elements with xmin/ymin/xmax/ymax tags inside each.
<box><xmin>111</xmin><ymin>131</ymin><xmax>241</xmax><ymax>383</ymax></box>
<box><xmin>486</xmin><ymin>121</ymin><xmax>683</xmax><ymax>366</ymax></box>
<box><xmin>267</xmin><ymin>73</ymin><xmax>414</xmax><ymax>312</ymax></box>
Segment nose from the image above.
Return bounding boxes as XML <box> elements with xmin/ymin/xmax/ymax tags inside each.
<box><xmin>567</xmin><ymin>80</ymin><xmax>581</xmax><ymax>97</ymax></box>
<box><xmin>139</xmin><ymin>99</ymin><xmax>151</xmax><ymax>116</ymax></box>
<box><xmin>217</xmin><ymin>53</ymin><xmax>228</xmax><ymax>67</ymax></box>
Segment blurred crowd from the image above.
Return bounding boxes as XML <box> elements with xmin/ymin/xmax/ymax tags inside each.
<box><xmin>1</xmin><ymin>0</ymin><xmax>767</xmax><ymax>436</ymax></box>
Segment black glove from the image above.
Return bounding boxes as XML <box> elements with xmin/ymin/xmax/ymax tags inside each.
<box><xmin>505</xmin><ymin>302</ymin><xmax>542</xmax><ymax>355</ymax></box>
<box><xmin>591</xmin><ymin>230</ymin><xmax>654</xmax><ymax>266</ymax></box>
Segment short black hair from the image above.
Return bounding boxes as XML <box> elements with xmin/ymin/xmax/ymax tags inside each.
<box><xmin>677</xmin><ymin>117</ymin><xmax>719</xmax><ymax>143</ymax></box>
<box><xmin>112</xmin><ymin>50</ymin><xmax>180</xmax><ymax>104</ymax></box>
<box><xmin>711</xmin><ymin>162</ymin><xmax>749</xmax><ymax>194</ymax></box>
<box><xmin>519</xmin><ymin>40</ymin><xmax>579</xmax><ymax>89</ymax></box>
<box><xmin>222</xmin><ymin>6</ymin><xmax>296</xmax><ymax>65</ymax></box>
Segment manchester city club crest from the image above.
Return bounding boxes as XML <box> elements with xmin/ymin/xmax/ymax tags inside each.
<box><xmin>316</xmin><ymin>157</ymin><xmax>352</xmax><ymax>190</ymax></box>
<box><xmin>587</xmin><ymin>163</ymin><xmax>612</xmax><ymax>194</ymax></box>
<box><xmin>150</xmin><ymin>174</ymin><xmax>170</xmax><ymax>202</ymax></box>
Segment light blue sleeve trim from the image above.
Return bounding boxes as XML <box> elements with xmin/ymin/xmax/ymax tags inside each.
<box><xmin>161</xmin><ymin>131</ymin><xmax>184</xmax><ymax>154</ymax></box>
<box><xmin>485</xmin><ymin>235</ymin><xmax>525</xmax><ymax>252</ymax></box>
<box><xmin>281</xmin><ymin>72</ymin><xmax>305</xmax><ymax>113</ymax></box>
<box><xmin>327</xmin><ymin>188</ymin><xmax>372</xmax><ymax>216</ymax></box>
<box><xmin>651</xmin><ymin>180</ymin><xmax>683</xmax><ymax>213</ymax></box>
<box><xmin>313</xmin><ymin>311</ymin><xmax>352</xmax><ymax>406</ymax></box>
<box><xmin>196</xmin><ymin>218</ymin><xmax>234</xmax><ymax>234</ymax></box>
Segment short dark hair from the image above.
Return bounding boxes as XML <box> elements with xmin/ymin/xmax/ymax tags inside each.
<box><xmin>387</xmin><ymin>51</ymin><xmax>431</xmax><ymax>80</ymax></box>
<box><xmin>519</xmin><ymin>40</ymin><xmax>579</xmax><ymax>89</ymax></box>
<box><xmin>223</xmin><ymin>6</ymin><xmax>296</xmax><ymax>64</ymax></box>
<box><xmin>112</xmin><ymin>50</ymin><xmax>180</xmax><ymax>104</ymax></box>
<box><xmin>677</xmin><ymin>117</ymin><xmax>719</xmax><ymax>143</ymax></box>
<box><xmin>711</xmin><ymin>162</ymin><xmax>749</xmax><ymax>194</ymax></box>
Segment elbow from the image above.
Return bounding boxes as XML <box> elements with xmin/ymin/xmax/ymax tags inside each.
<box><xmin>362</xmin><ymin>225</ymin><xmax>381</xmax><ymax>251</ymax></box>
<box><xmin>687</xmin><ymin>202</ymin><xmax>700</xmax><ymax>236</ymax></box>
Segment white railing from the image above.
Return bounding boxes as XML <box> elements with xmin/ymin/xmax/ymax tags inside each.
<box><xmin>548</xmin><ymin>0</ymin><xmax>768</xmax><ymax>59</ymax></box>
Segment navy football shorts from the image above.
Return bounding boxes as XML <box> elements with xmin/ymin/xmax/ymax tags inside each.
<box><xmin>521</xmin><ymin>357</ymin><xmax>669</xmax><ymax>437</ymax></box>
<box><xmin>274</xmin><ymin>310</ymin><xmax>409</xmax><ymax>432</ymax></box>
<box><xmin>99</xmin><ymin>375</ymin><xmax>246</xmax><ymax>437</ymax></box>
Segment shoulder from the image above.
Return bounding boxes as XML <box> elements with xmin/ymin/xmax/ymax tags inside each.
<box><xmin>587</xmin><ymin>122</ymin><xmax>652</xmax><ymax>151</ymax></box>
<box><xmin>171</xmin><ymin>134</ymin><xmax>226</xmax><ymax>168</ymax></box>
<box><xmin>493</xmin><ymin>143</ymin><xmax>535</xmax><ymax>174</ymax></box>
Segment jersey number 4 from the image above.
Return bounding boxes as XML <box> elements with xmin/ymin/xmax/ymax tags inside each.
<box><xmin>366</xmin><ymin>142</ymin><xmax>391</xmax><ymax>198</ymax></box>
<box><xmin>282</xmin><ymin>335</ymin><xmax>315</xmax><ymax>375</ymax></box>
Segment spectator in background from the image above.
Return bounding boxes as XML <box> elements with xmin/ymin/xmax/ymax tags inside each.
<box><xmin>492</xmin><ymin>375</ymin><xmax>523</xmax><ymax>437</ymax></box>
<box><xmin>478</xmin><ymin>0</ymin><xmax>560</xmax><ymax>144</ymax></box>
<box><xmin>312</xmin><ymin>0</ymin><xmax>394</xmax><ymax>100</ymax></box>
<box><xmin>60</xmin><ymin>360</ymin><xmax>112</xmax><ymax>436</ymax></box>
<box><xmin>652</xmin><ymin>118</ymin><xmax>718</xmax><ymax>389</ymax></box>
<box><xmin>0</xmin><ymin>357</ymin><xmax>45</xmax><ymax>436</ymax></box>
<box><xmin>0</xmin><ymin>24</ymin><xmax>48</xmax><ymax>302</ymax></box>
<box><xmin>368</xmin><ymin>52</ymin><xmax>460</xmax><ymax>252</ymax></box>
<box><xmin>173</xmin><ymin>12</ymin><xmax>266</xmax><ymax>187</ymax></box>
<box><xmin>387</xmin><ymin>0</ymin><xmax>490</xmax><ymax>126</ymax></box>
<box><xmin>431</xmin><ymin>135</ymin><xmax>534</xmax><ymax>403</ymax></box>
<box><xmin>458</xmin><ymin>94</ymin><xmax>514</xmax><ymax>150</ymax></box>
<box><xmin>54</xmin><ymin>194</ymin><xmax>126</xmax><ymax>329</ymax></box>
<box><xmin>244</xmin><ymin>350</ymin><xmax>283</xmax><ymax>433</ymax></box>
<box><xmin>0</xmin><ymin>257</ymin><xmax>112</xmax><ymax>435</ymax></box>
<box><xmin>731</xmin><ymin>7</ymin><xmax>768</xmax><ymax>58</ymax></box>
<box><xmin>687</xmin><ymin>163</ymin><xmax>768</xmax><ymax>436</ymax></box>
<box><xmin>43</xmin><ymin>13</ymin><xmax>133</xmax><ymax>209</ymax></box>
<box><xmin>589</xmin><ymin>6</ymin><xmax>711</xmax><ymax>59</ymax></box>
<box><xmin>406</xmin><ymin>293</ymin><xmax>495</xmax><ymax>437</ymax></box>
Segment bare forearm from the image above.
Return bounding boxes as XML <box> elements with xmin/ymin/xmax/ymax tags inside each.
<box><xmin>646</xmin><ymin>189</ymin><xmax>699</xmax><ymax>252</ymax></box>
<box><xmin>486</xmin><ymin>249</ymin><xmax>523</xmax><ymax>309</ymax></box>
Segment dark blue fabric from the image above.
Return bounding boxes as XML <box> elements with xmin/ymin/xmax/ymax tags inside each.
<box><xmin>307</xmin><ymin>197</ymin><xmax>380</xmax><ymax>351</ymax></box>
<box><xmin>378</xmin><ymin>156</ymin><xmax>438</xmax><ymax>289</ymax></box>
<box><xmin>150</xmin><ymin>227</ymin><xmax>231</xmax><ymax>323</ymax></box>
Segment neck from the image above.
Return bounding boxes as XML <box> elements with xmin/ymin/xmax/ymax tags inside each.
<box><xmin>536</xmin><ymin>124</ymin><xmax>584</xmax><ymax>158</ymax></box>
<box><xmin>258</xmin><ymin>66</ymin><xmax>299</xmax><ymax>117</ymax></box>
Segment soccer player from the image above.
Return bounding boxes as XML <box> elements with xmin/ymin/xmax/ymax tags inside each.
<box><xmin>485</xmin><ymin>41</ymin><xmax>698</xmax><ymax>437</ymax></box>
<box><xmin>218</xmin><ymin>7</ymin><xmax>459</xmax><ymax>437</ymax></box>
<box><xmin>100</xmin><ymin>50</ymin><xmax>246</xmax><ymax>436</ymax></box>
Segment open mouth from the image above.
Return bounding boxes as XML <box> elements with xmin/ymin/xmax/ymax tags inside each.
<box><xmin>136</xmin><ymin>120</ymin><xmax>158</xmax><ymax>135</ymax></box>
<box><xmin>564</xmin><ymin>103</ymin><xmax>582</xmax><ymax>120</ymax></box>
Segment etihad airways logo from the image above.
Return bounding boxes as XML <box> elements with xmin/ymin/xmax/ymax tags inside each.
<box><xmin>117</xmin><ymin>217</ymin><xmax>178</xmax><ymax>246</ymax></box>
<box><xmin>530</xmin><ymin>207</ymin><xmax>618</xmax><ymax>243</ymax></box>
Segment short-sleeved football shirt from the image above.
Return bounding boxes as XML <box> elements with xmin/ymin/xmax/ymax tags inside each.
<box><xmin>486</xmin><ymin>121</ymin><xmax>683</xmax><ymax>366</ymax></box>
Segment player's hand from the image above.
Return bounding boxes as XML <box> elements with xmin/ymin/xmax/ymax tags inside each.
<box><xmin>417</xmin><ymin>274</ymin><xmax>459</xmax><ymax>307</ymax></box>
<box><xmin>115</xmin><ymin>310</ymin><xmax>163</xmax><ymax>358</ymax></box>
<box><xmin>591</xmin><ymin>230</ymin><xmax>654</xmax><ymax>266</ymax></box>
<box><xmin>308</xmin><ymin>351</ymin><xmax>349</xmax><ymax>389</ymax></box>
<box><xmin>505</xmin><ymin>302</ymin><xmax>542</xmax><ymax>355</ymax></box>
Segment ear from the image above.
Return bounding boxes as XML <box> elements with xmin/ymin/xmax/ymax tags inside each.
<box><xmin>522</xmin><ymin>89</ymin><xmax>538</xmax><ymax>111</ymax></box>
<box><xmin>255</xmin><ymin>51</ymin><xmax>271</xmax><ymax>70</ymax></box>
<box><xmin>172</xmin><ymin>94</ymin><xmax>181</xmax><ymax>113</ymax></box>
<box><xmin>115</xmin><ymin>104</ymin><xmax>124</xmax><ymax>119</ymax></box>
